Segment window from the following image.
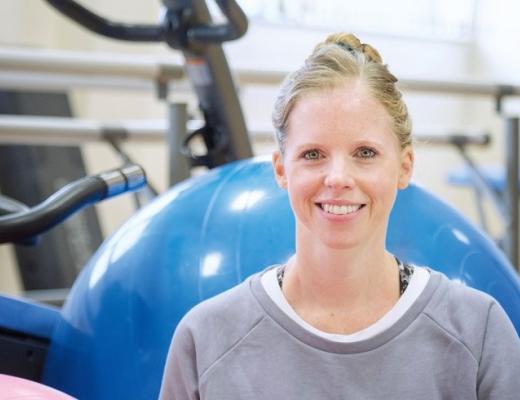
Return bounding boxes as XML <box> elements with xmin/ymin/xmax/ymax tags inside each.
<box><xmin>236</xmin><ymin>0</ymin><xmax>476</xmax><ymax>42</ymax></box>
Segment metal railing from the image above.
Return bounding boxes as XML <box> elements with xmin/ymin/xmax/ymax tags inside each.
<box><xmin>3</xmin><ymin>46</ymin><xmax>520</xmax><ymax>95</ymax></box>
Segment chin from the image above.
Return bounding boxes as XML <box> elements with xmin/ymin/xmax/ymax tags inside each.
<box><xmin>319</xmin><ymin>235</ymin><xmax>361</xmax><ymax>250</ymax></box>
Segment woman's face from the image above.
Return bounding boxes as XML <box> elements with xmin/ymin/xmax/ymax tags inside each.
<box><xmin>272</xmin><ymin>82</ymin><xmax>413</xmax><ymax>250</ymax></box>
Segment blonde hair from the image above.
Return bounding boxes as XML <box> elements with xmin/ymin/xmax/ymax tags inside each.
<box><xmin>272</xmin><ymin>33</ymin><xmax>412</xmax><ymax>153</ymax></box>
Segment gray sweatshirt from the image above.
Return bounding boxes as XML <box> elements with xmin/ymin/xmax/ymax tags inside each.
<box><xmin>160</xmin><ymin>268</ymin><xmax>520</xmax><ymax>399</ymax></box>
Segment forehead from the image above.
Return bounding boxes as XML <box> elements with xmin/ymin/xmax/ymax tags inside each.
<box><xmin>286</xmin><ymin>82</ymin><xmax>396</xmax><ymax>147</ymax></box>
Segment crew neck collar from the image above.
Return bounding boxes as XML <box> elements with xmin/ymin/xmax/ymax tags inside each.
<box><xmin>249</xmin><ymin>266</ymin><xmax>443</xmax><ymax>354</ymax></box>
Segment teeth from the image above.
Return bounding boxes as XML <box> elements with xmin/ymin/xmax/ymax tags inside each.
<box><xmin>322</xmin><ymin>204</ymin><xmax>361</xmax><ymax>215</ymax></box>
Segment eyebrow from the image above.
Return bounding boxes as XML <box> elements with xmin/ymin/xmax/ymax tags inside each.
<box><xmin>353</xmin><ymin>139</ymin><xmax>386</xmax><ymax>148</ymax></box>
<box><xmin>294</xmin><ymin>143</ymin><xmax>322</xmax><ymax>151</ymax></box>
<box><xmin>293</xmin><ymin>138</ymin><xmax>387</xmax><ymax>151</ymax></box>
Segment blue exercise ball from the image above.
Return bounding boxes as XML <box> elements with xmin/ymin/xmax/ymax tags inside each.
<box><xmin>41</xmin><ymin>157</ymin><xmax>520</xmax><ymax>399</ymax></box>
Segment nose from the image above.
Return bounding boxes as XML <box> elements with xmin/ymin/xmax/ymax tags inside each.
<box><xmin>323</xmin><ymin>158</ymin><xmax>356</xmax><ymax>189</ymax></box>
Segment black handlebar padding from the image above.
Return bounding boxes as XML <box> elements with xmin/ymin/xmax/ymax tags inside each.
<box><xmin>46</xmin><ymin>0</ymin><xmax>164</xmax><ymax>42</ymax></box>
<box><xmin>188</xmin><ymin>0</ymin><xmax>248</xmax><ymax>43</ymax></box>
<box><xmin>45</xmin><ymin>0</ymin><xmax>248</xmax><ymax>44</ymax></box>
<box><xmin>0</xmin><ymin>176</ymin><xmax>107</xmax><ymax>244</ymax></box>
<box><xmin>0</xmin><ymin>196</ymin><xmax>29</xmax><ymax>217</ymax></box>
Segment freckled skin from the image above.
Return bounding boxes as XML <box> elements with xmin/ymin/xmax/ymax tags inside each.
<box><xmin>273</xmin><ymin>81</ymin><xmax>413</xmax><ymax>252</ymax></box>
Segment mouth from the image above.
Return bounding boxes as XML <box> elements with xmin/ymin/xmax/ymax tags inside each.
<box><xmin>317</xmin><ymin>203</ymin><xmax>366</xmax><ymax>216</ymax></box>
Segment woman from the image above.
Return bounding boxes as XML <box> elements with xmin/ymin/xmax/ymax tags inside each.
<box><xmin>160</xmin><ymin>33</ymin><xmax>520</xmax><ymax>399</ymax></box>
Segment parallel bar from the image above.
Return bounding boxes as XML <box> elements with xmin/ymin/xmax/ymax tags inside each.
<box><xmin>0</xmin><ymin>115</ymin><xmax>167</xmax><ymax>144</ymax></box>
<box><xmin>0</xmin><ymin>115</ymin><xmax>483</xmax><ymax>146</ymax></box>
<box><xmin>2</xmin><ymin>47</ymin><xmax>520</xmax><ymax>96</ymax></box>
<box><xmin>0</xmin><ymin>47</ymin><xmax>183</xmax><ymax>92</ymax></box>
<box><xmin>505</xmin><ymin>117</ymin><xmax>520</xmax><ymax>271</ymax></box>
<box><xmin>0</xmin><ymin>47</ymin><xmax>182</xmax><ymax>79</ymax></box>
<box><xmin>397</xmin><ymin>80</ymin><xmax>520</xmax><ymax>97</ymax></box>
<box><xmin>0</xmin><ymin>115</ymin><xmax>268</xmax><ymax>145</ymax></box>
<box><xmin>0</xmin><ymin>71</ymin><xmax>154</xmax><ymax>92</ymax></box>
<box><xmin>415</xmin><ymin>133</ymin><xmax>490</xmax><ymax>147</ymax></box>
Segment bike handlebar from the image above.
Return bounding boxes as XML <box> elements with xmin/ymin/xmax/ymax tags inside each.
<box><xmin>188</xmin><ymin>0</ymin><xmax>248</xmax><ymax>43</ymax></box>
<box><xmin>0</xmin><ymin>164</ymin><xmax>146</xmax><ymax>244</ymax></box>
<box><xmin>44</xmin><ymin>0</ymin><xmax>253</xmax><ymax>168</ymax></box>
<box><xmin>0</xmin><ymin>196</ymin><xmax>29</xmax><ymax>217</ymax></box>
<box><xmin>45</xmin><ymin>0</ymin><xmax>248</xmax><ymax>45</ymax></box>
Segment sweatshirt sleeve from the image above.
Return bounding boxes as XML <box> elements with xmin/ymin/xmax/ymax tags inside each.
<box><xmin>477</xmin><ymin>301</ymin><xmax>520</xmax><ymax>400</ymax></box>
<box><xmin>159</xmin><ymin>320</ymin><xmax>200</xmax><ymax>400</ymax></box>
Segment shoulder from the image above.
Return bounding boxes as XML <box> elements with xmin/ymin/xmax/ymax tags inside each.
<box><xmin>422</xmin><ymin>269</ymin><xmax>513</xmax><ymax>359</ymax></box>
<box><xmin>182</xmin><ymin>272</ymin><xmax>265</xmax><ymax>329</ymax></box>
<box><xmin>172</xmin><ymin>271</ymin><xmax>268</xmax><ymax>374</ymax></box>
<box><xmin>424</xmin><ymin>269</ymin><xmax>499</xmax><ymax>326</ymax></box>
<box><xmin>433</xmin><ymin>270</ymin><xmax>496</xmax><ymax>306</ymax></box>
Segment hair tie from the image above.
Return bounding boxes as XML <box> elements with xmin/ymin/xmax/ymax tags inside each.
<box><xmin>336</xmin><ymin>42</ymin><xmax>357</xmax><ymax>57</ymax></box>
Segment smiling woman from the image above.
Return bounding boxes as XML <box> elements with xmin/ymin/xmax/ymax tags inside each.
<box><xmin>159</xmin><ymin>33</ymin><xmax>520</xmax><ymax>400</ymax></box>
<box><xmin>272</xmin><ymin>83</ymin><xmax>412</xmax><ymax>254</ymax></box>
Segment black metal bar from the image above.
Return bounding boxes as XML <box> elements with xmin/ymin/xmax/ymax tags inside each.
<box><xmin>180</xmin><ymin>0</ymin><xmax>253</xmax><ymax>164</ymax></box>
<box><xmin>0</xmin><ymin>165</ymin><xmax>146</xmax><ymax>244</ymax></box>
<box><xmin>504</xmin><ymin>117</ymin><xmax>519</xmax><ymax>270</ymax></box>
<box><xmin>0</xmin><ymin>177</ymin><xmax>105</xmax><ymax>244</ymax></box>
<box><xmin>45</xmin><ymin>0</ymin><xmax>164</xmax><ymax>42</ymax></box>
<box><xmin>0</xmin><ymin>196</ymin><xmax>28</xmax><ymax>216</ymax></box>
<box><xmin>103</xmin><ymin>131</ymin><xmax>159</xmax><ymax>203</ymax></box>
<box><xmin>187</xmin><ymin>0</ymin><xmax>248</xmax><ymax>43</ymax></box>
<box><xmin>44</xmin><ymin>0</ymin><xmax>253</xmax><ymax>167</ymax></box>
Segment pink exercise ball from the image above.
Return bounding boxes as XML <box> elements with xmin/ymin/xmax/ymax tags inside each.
<box><xmin>0</xmin><ymin>374</ymin><xmax>75</xmax><ymax>400</ymax></box>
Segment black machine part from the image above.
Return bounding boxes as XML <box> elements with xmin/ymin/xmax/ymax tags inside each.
<box><xmin>0</xmin><ymin>327</ymin><xmax>50</xmax><ymax>382</ymax></box>
<box><xmin>44</xmin><ymin>0</ymin><xmax>253</xmax><ymax>168</ymax></box>
<box><xmin>0</xmin><ymin>197</ymin><xmax>36</xmax><ymax>246</ymax></box>
<box><xmin>0</xmin><ymin>196</ymin><xmax>29</xmax><ymax>217</ymax></box>
<box><xmin>0</xmin><ymin>164</ymin><xmax>146</xmax><ymax>244</ymax></box>
<box><xmin>45</xmin><ymin>0</ymin><xmax>248</xmax><ymax>46</ymax></box>
<box><xmin>0</xmin><ymin>90</ymin><xmax>107</xmax><ymax>291</ymax></box>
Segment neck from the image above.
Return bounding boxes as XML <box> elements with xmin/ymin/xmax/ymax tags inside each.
<box><xmin>281</xmin><ymin>229</ymin><xmax>400</xmax><ymax>332</ymax></box>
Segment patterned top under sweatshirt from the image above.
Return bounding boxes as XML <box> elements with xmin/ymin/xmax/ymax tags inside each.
<box><xmin>159</xmin><ymin>266</ymin><xmax>520</xmax><ymax>400</ymax></box>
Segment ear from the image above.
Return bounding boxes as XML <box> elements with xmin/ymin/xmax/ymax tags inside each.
<box><xmin>397</xmin><ymin>146</ymin><xmax>414</xmax><ymax>190</ymax></box>
<box><xmin>272</xmin><ymin>150</ymin><xmax>287</xmax><ymax>189</ymax></box>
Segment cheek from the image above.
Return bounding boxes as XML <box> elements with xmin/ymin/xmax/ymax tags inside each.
<box><xmin>361</xmin><ymin>165</ymin><xmax>400</xmax><ymax>203</ymax></box>
<box><xmin>287</xmin><ymin>176</ymin><xmax>313</xmax><ymax>200</ymax></box>
<box><xmin>285</xmin><ymin>170</ymin><xmax>319</xmax><ymax>207</ymax></box>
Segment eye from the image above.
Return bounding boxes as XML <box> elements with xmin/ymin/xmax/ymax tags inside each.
<box><xmin>357</xmin><ymin>147</ymin><xmax>377</xmax><ymax>159</ymax></box>
<box><xmin>303</xmin><ymin>149</ymin><xmax>322</xmax><ymax>160</ymax></box>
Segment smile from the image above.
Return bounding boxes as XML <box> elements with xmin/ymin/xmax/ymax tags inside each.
<box><xmin>319</xmin><ymin>203</ymin><xmax>364</xmax><ymax>215</ymax></box>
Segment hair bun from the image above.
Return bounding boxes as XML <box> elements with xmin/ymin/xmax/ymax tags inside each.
<box><xmin>337</xmin><ymin>33</ymin><xmax>362</xmax><ymax>51</ymax></box>
<box><xmin>360</xmin><ymin>43</ymin><xmax>382</xmax><ymax>64</ymax></box>
<box><xmin>326</xmin><ymin>33</ymin><xmax>383</xmax><ymax>64</ymax></box>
